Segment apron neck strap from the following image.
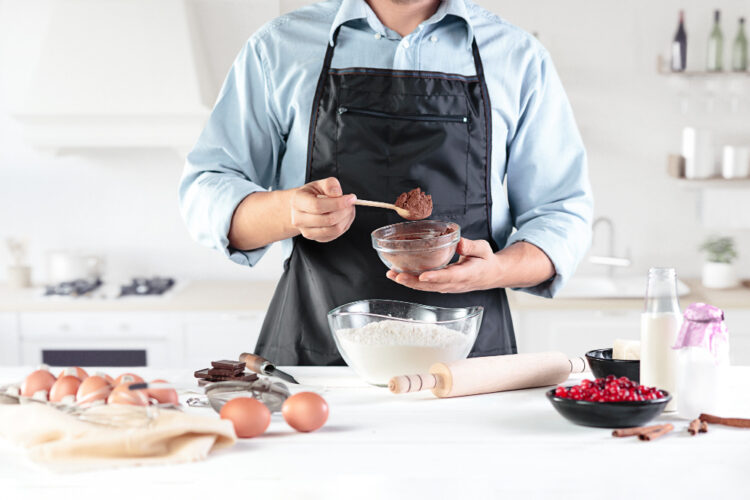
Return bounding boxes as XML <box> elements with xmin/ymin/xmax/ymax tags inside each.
<box><xmin>322</xmin><ymin>26</ymin><xmax>341</xmax><ymax>74</ymax></box>
<box><xmin>470</xmin><ymin>39</ymin><xmax>484</xmax><ymax>79</ymax></box>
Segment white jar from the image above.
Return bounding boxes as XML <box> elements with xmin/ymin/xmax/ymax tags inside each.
<box><xmin>674</xmin><ymin>303</ymin><xmax>730</xmax><ymax>419</ymax></box>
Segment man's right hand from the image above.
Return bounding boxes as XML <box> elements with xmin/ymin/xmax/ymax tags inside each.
<box><xmin>290</xmin><ymin>177</ymin><xmax>357</xmax><ymax>243</ymax></box>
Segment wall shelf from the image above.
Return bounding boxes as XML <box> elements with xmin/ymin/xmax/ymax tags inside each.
<box><xmin>673</xmin><ymin>177</ymin><xmax>750</xmax><ymax>189</ymax></box>
<box><xmin>658</xmin><ymin>69</ymin><xmax>750</xmax><ymax>79</ymax></box>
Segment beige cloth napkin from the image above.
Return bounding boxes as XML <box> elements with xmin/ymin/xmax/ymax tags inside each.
<box><xmin>0</xmin><ymin>403</ymin><xmax>236</xmax><ymax>470</ymax></box>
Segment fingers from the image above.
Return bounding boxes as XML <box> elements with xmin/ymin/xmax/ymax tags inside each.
<box><xmin>456</xmin><ymin>238</ymin><xmax>493</xmax><ymax>258</ymax></box>
<box><xmin>295</xmin><ymin>189</ymin><xmax>356</xmax><ymax>214</ymax></box>
<box><xmin>387</xmin><ymin>261</ymin><xmax>476</xmax><ymax>293</ymax></box>
<box><xmin>291</xmin><ymin>177</ymin><xmax>357</xmax><ymax>243</ymax></box>
<box><xmin>315</xmin><ymin>177</ymin><xmax>343</xmax><ymax>197</ymax></box>
<box><xmin>293</xmin><ymin>207</ymin><xmax>352</xmax><ymax>229</ymax></box>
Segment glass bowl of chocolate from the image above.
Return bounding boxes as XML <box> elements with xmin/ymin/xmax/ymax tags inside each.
<box><xmin>371</xmin><ymin>220</ymin><xmax>460</xmax><ymax>275</ymax></box>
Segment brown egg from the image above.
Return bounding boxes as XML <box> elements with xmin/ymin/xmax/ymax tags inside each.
<box><xmin>21</xmin><ymin>369</ymin><xmax>57</xmax><ymax>398</ymax></box>
<box><xmin>58</xmin><ymin>367</ymin><xmax>89</xmax><ymax>380</ymax></box>
<box><xmin>76</xmin><ymin>375</ymin><xmax>112</xmax><ymax>406</ymax></box>
<box><xmin>107</xmin><ymin>383</ymin><xmax>149</xmax><ymax>406</ymax></box>
<box><xmin>49</xmin><ymin>375</ymin><xmax>82</xmax><ymax>402</ymax></box>
<box><xmin>220</xmin><ymin>398</ymin><xmax>270</xmax><ymax>438</ymax></box>
<box><xmin>113</xmin><ymin>373</ymin><xmax>144</xmax><ymax>385</ymax></box>
<box><xmin>95</xmin><ymin>372</ymin><xmax>115</xmax><ymax>385</ymax></box>
<box><xmin>282</xmin><ymin>392</ymin><xmax>329</xmax><ymax>432</ymax></box>
<box><xmin>147</xmin><ymin>379</ymin><xmax>179</xmax><ymax>405</ymax></box>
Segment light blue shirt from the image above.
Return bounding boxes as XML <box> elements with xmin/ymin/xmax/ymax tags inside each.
<box><xmin>179</xmin><ymin>0</ymin><xmax>593</xmax><ymax>297</ymax></box>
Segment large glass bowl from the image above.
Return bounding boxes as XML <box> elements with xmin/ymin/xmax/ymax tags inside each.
<box><xmin>328</xmin><ymin>299</ymin><xmax>483</xmax><ymax>386</ymax></box>
<box><xmin>371</xmin><ymin>220</ymin><xmax>460</xmax><ymax>275</ymax></box>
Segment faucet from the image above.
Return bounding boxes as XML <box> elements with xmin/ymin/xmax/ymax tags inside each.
<box><xmin>589</xmin><ymin>217</ymin><xmax>631</xmax><ymax>276</ymax></box>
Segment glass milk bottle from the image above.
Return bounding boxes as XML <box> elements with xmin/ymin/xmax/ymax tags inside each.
<box><xmin>675</xmin><ymin>303</ymin><xmax>730</xmax><ymax>418</ymax></box>
<box><xmin>641</xmin><ymin>268</ymin><xmax>682</xmax><ymax>412</ymax></box>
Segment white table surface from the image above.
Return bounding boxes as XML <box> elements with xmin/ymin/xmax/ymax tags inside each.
<box><xmin>2</xmin><ymin>366</ymin><xmax>749</xmax><ymax>500</ymax></box>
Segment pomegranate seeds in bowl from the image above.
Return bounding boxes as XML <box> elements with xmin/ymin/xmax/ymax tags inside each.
<box><xmin>546</xmin><ymin>375</ymin><xmax>672</xmax><ymax>428</ymax></box>
<box><xmin>554</xmin><ymin>375</ymin><xmax>667</xmax><ymax>403</ymax></box>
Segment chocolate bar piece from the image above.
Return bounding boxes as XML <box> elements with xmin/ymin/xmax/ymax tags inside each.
<box><xmin>211</xmin><ymin>360</ymin><xmax>246</xmax><ymax>371</ymax></box>
<box><xmin>207</xmin><ymin>367</ymin><xmax>245</xmax><ymax>377</ymax></box>
<box><xmin>197</xmin><ymin>373</ymin><xmax>259</xmax><ymax>386</ymax></box>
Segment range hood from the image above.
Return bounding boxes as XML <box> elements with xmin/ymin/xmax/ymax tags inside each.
<box><xmin>2</xmin><ymin>0</ymin><xmax>212</xmax><ymax>152</ymax></box>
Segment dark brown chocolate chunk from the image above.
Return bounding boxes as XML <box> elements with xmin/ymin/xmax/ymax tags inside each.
<box><xmin>197</xmin><ymin>373</ymin><xmax>259</xmax><ymax>386</ymax></box>
<box><xmin>211</xmin><ymin>360</ymin><xmax>246</xmax><ymax>371</ymax></box>
<box><xmin>207</xmin><ymin>367</ymin><xmax>245</xmax><ymax>377</ymax></box>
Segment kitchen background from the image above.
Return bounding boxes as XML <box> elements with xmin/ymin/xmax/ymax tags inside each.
<box><xmin>1</xmin><ymin>0</ymin><xmax>749</xmax><ymax>367</ymax></box>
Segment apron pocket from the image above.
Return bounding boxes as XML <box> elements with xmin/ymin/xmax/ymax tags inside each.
<box><xmin>336</xmin><ymin>102</ymin><xmax>470</xmax><ymax>216</ymax></box>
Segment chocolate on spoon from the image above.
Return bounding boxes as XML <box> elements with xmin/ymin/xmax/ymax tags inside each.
<box><xmin>354</xmin><ymin>188</ymin><xmax>433</xmax><ymax>220</ymax></box>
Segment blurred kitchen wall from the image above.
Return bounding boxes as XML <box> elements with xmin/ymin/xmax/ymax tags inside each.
<box><xmin>1</xmin><ymin>0</ymin><xmax>748</xmax><ymax>285</ymax></box>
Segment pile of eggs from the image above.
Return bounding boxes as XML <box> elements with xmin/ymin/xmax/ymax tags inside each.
<box><xmin>20</xmin><ymin>366</ymin><xmax>178</xmax><ymax>407</ymax></box>
<box><xmin>220</xmin><ymin>392</ymin><xmax>329</xmax><ymax>438</ymax></box>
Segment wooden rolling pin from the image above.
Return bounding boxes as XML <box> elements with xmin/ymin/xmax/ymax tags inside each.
<box><xmin>389</xmin><ymin>352</ymin><xmax>587</xmax><ymax>398</ymax></box>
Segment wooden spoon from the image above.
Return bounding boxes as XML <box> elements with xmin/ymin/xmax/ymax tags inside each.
<box><xmin>354</xmin><ymin>199</ymin><xmax>411</xmax><ymax>219</ymax></box>
<box><xmin>316</xmin><ymin>194</ymin><xmax>411</xmax><ymax>218</ymax></box>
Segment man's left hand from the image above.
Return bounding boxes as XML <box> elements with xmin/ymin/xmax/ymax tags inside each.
<box><xmin>386</xmin><ymin>238</ymin><xmax>501</xmax><ymax>293</ymax></box>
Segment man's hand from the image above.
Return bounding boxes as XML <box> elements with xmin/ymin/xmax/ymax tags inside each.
<box><xmin>387</xmin><ymin>239</ymin><xmax>556</xmax><ymax>293</ymax></box>
<box><xmin>387</xmin><ymin>238</ymin><xmax>501</xmax><ymax>293</ymax></box>
<box><xmin>291</xmin><ymin>177</ymin><xmax>357</xmax><ymax>243</ymax></box>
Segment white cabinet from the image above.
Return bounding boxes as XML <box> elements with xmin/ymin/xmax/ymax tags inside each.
<box><xmin>18</xmin><ymin>311</ymin><xmax>183</xmax><ymax>368</ymax></box>
<box><xmin>513</xmin><ymin>309</ymin><xmax>641</xmax><ymax>359</ymax></box>
<box><xmin>182</xmin><ymin>311</ymin><xmax>266</xmax><ymax>369</ymax></box>
<box><xmin>514</xmin><ymin>307</ymin><xmax>750</xmax><ymax>366</ymax></box>
<box><xmin>0</xmin><ymin>313</ymin><xmax>20</xmax><ymax>366</ymax></box>
<box><xmin>14</xmin><ymin>310</ymin><xmax>267</xmax><ymax>369</ymax></box>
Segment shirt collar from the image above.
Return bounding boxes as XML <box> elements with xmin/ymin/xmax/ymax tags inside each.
<box><xmin>329</xmin><ymin>0</ymin><xmax>474</xmax><ymax>49</ymax></box>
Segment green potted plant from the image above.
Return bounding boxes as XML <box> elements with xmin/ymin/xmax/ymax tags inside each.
<box><xmin>700</xmin><ymin>236</ymin><xmax>739</xmax><ymax>289</ymax></box>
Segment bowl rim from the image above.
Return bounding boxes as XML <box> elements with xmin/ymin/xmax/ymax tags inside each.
<box><xmin>585</xmin><ymin>348</ymin><xmax>640</xmax><ymax>365</ymax></box>
<box><xmin>371</xmin><ymin>220</ymin><xmax>460</xmax><ymax>247</ymax></box>
<box><xmin>545</xmin><ymin>387</ymin><xmax>672</xmax><ymax>406</ymax></box>
<box><xmin>327</xmin><ymin>299</ymin><xmax>483</xmax><ymax>324</ymax></box>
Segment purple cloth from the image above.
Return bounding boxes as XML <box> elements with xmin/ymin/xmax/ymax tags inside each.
<box><xmin>673</xmin><ymin>303</ymin><xmax>729</xmax><ymax>361</ymax></box>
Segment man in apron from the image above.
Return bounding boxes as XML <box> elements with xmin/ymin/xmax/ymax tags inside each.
<box><xmin>179</xmin><ymin>0</ymin><xmax>593</xmax><ymax>365</ymax></box>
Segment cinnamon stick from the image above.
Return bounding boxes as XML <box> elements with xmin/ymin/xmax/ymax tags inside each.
<box><xmin>688</xmin><ymin>418</ymin><xmax>701</xmax><ymax>435</ymax></box>
<box><xmin>699</xmin><ymin>420</ymin><xmax>709</xmax><ymax>433</ymax></box>
<box><xmin>639</xmin><ymin>423</ymin><xmax>674</xmax><ymax>441</ymax></box>
<box><xmin>612</xmin><ymin>424</ymin><xmax>664</xmax><ymax>438</ymax></box>
<box><xmin>699</xmin><ymin>413</ymin><xmax>750</xmax><ymax>428</ymax></box>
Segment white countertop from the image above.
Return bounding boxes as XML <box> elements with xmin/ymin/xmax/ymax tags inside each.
<box><xmin>2</xmin><ymin>366</ymin><xmax>749</xmax><ymax>499</ymax></box>
<box><xmin>3</xmin><ymin>278</ymin><xmax>749</xmax><ymax>314</ymax></box>
<box><xmin>0</xmin><ymin>280</ymin><xmax>278</xmax><ymax>312</ymax></box>
<box><xmin>508</xmin><ymin>278</ymin><xmax>750</xmax><ymax>310</ymax></box>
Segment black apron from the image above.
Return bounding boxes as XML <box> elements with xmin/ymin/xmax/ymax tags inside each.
<box><xmin>256</xmin><ymin>27</ymin><xmax>516</xmax><ymax>365</ymax></box>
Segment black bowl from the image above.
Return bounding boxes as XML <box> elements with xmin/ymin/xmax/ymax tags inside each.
<box><xmin>546</xmin><ymin>388</ymin><xmax>671</xmax><ymax>428</ymax></box>
<box><xmin>586</xmin><ymin>348</ymin><xmax>640</xmax><ymax>383</ymax></box>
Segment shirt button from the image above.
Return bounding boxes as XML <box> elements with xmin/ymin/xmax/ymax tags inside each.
<box><xmin>430</xmin><ymin>35</ymin><xmax>438</xmax><ymax>43</ymax></box>
<box><xmin>402</xmin><ymin>40</ymin><xmax>410</xmax><ymax>48</ymax></box>
<box><xmin>374</xmin><ymin>33</ymin><xmax>382</xmax><ymax>40</ymax></box>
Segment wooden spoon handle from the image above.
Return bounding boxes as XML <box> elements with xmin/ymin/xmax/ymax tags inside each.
<box><xmin>355</xmin><ymin>199</ymin><xmax>410</xmax><ymax>218</ymax></box>
<box><xmin>354</xmin><ymin>199</ymin><xmax>397</xmax><ymax>210</ymax></box>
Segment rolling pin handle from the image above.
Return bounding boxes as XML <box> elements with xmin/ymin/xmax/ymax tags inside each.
<box><xmin>569</xmin><ymin>357</ymin><xmax>587</xmax><ymax>374</ymax></box>
<box><xmin>389</xmin><ymin>373</ymin><xmax>438</xmax><ymax>394</ymax></box>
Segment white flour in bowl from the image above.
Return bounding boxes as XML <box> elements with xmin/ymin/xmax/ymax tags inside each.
<box><xmin>335</xmin><ymin>319</ymin><xmax>470</xmax><ymax>385</ymax></box>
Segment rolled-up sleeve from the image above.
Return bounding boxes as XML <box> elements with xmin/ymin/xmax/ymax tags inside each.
<box><xmin>504</xmin><ymin>49</ymin><xmax>593</xmax><ymax>298</ymax></box>
<box><xmin>178</xmin><ymin>38</ymin><xmax>283</xmax><ymax>267</ymax></box>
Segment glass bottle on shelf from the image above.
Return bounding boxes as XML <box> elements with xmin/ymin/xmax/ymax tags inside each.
<box><xmin>707</xmin><ymin>10</ymin><xmax>724</xmax><ymax>72</ymax></box>
<box><xmin>641</xmin><ymin>268</ymin><xmax>682</xmax><ymax>412</ymax></box>
<box><xmin>671</xmin><ymin>10</ymin><xmax>687</xmax><ymax>71</ymax></box>
<box><xmin>732</xmin><ymin>18</ymin><xmax>748</xmax><ymax>72</ymax></box>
